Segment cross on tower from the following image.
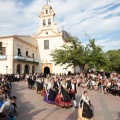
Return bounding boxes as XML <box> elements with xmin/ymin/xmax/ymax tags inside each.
<box><xmin>46</xmin><ymin>0</ymin><xmax>52</xmax><ymax>5</ymax></box>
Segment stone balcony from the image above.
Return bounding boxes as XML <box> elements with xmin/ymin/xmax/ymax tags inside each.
<box><xmin>14</xmin><ymin>55</ymin><xmax>25</xmax><ymax>60</ymax></box>
<box><xmin>34</xmin><ymin>59</ymin><xmax>39</xmax><ymax>63</ymax></box>
<box><xmin>25</xmin><ymin>57</ymin><xmax>34</xmax><ymax>62</ymax></box>
<box><xmin>0</xmin><ymin>55</ymin><xmax>7</xmax><ymax>60</ymax></box>
<box><xmin>14</xmin><ymin>55</ymin><xmax>39</xmax><ymax>64</ymax></box>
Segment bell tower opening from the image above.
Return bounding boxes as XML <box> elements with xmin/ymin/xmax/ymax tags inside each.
<box><xmin>48</xmin><ymin>19</ymin><xmax>51</xmax><ymax>26</ymax></box>
<box><xmin>43</xmin><ymin>19</ymin><xmax>46</xmax><ymax>26</ymax></box>
<box><xmin>46</xmin><ymin>10</ymin><xmax>48</xmax><ymax>14</ymax></box>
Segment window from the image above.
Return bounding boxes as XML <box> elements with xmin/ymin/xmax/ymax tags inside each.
<box><xmin>32</xmin><ymin>53</ymin><xmax>34</xmax><ymax>59</ymax></box>
<box><xmin>44</xmin><ymin>40</ymin><xmax>49</xmax><ymax>49</ymax></box>
<box><xmin>18</xmin><ymin>48</ymin><xmax>21</xmax><ymax>56</ymax></box>
<box><xmin>43</xmin><ymin>19</ymin><xmax>46</xmax><ymax>26</ymax></box>
<box><xmin>1</xmin><ymin>47</ymin><xmax>6</xmax><ymax>55</ymax></box>
<box><xmin>48</xmin><ymin>19</ymin><xmax>51</xmax><ymax>26</ymax></box>
<box><xmin>46</xmin><ymin>32</ymin><xmax>48</xmax><ymax>35</ymax></box>
<box><xmin>26</xmin><ymin>51</ymin><xmax>28</xmax><ymax>56</ymax></box>
<box><xmin>46</xmin><ymin>10</ymin><xmax>48</xmax><ymax>14</ymax></box>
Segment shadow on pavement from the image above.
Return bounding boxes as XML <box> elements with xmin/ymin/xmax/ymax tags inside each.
<box><xmin>67</xmin><ymin>108</ymin><xmax>77</xmax><ymax>120</ymax></box>
<box><xmin>67</xmin><ymin>94</ymin><xmax>80</xmax><ymax>120</ymax></box>
<box><xmin>11</xmin><ymin>82</ymin><xmax>46</xmax><ymax>120</ymax></box>
<box><xmin>117</xmin><ymin>112</ymin><xmax>120</xmax><ymax>120</ymax></box>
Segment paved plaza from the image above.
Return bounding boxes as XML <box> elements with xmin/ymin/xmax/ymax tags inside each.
<box><xmin>11</xmin><ymin>81</ymin><xmax>120</xmax><ymax>120</ymax></box>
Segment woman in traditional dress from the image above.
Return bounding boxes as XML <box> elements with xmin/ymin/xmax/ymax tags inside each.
<box><xmin>41</xmin><ymin>78</ymin><xmax>47</xmax><ymax>97</ymax></box>
<box><xmin>77</xmin><ymin>91</ymin><xmax>94</xmax><ymax>120</ymax></box>
<box><xmin>36</xmin><ymin>77</ymin><xmax>43</xmax><ymax>94</ymax></box>
<box><xmin>54</xmin><ymin>79</ymin><xmax>72</xmax><ymax>108</ymax></box>
<box><xmin>44</xmin><ymin>78</ymin><xmax>56</xmax><ymax>104</ymax></box>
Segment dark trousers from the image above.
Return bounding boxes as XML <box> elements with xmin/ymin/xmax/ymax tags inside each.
<box><xmin>69</xmin><ymin>93</ymin><xmax>76</xmax><ymax>100</ymax></box>
<box><xmin>111</xmin><ymin>89</ymin><xmax>117</xmax><ymax>95</ymax></box>
<box><xmin>106</xmin><ymin>88</ymin><xmax>111</xmax><ymax>93</ymax></box>
<box><xmin>17</xmin><ymin>78</ymin><xmax>20</xmax><ymax>82</ymax></box>
<box><xmin>28</xmin><ymin>83</ymin><xmax>33</xmax><ymax>89</ymax></box>
<box><xmin>116</xmin><ymin>90</ymin><xmax>120</xmax><ymax>96</ymax></box>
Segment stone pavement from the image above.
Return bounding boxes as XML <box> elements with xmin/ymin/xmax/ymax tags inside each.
<box><xmin>11</xmin><ymin>81</ymin><xmax>120</xmax><ymax>120</ymax></box>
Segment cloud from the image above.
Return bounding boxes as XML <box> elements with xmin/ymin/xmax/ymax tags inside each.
<box><xmin>96</xmin><ymin>39</ymin><xmax>120</xmax><ymax>51</ymax></box>
<box><xmin>0</xmin><ymin>0</ymin><xmax>120</xmax><ymax>51</ymax></box>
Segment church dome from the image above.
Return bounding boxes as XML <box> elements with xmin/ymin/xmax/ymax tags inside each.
<box><xmin>62</xmin><ymin>30</ymin><xmax>70</xmax><ymax>42</ymax></box>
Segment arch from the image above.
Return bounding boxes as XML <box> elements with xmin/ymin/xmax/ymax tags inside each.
<box><xmin>24</xmin><ymin>64</ymin><xmax>29</xmax><ymax>74</ymax></box>
<box><xmin>46</xmin><ymin>10</ymin><xmax>48</xmax><ymax>14</ymax></box>
<box><xmin>32</xmin><ymin>65</ymin><xmax>35</xmax><ymax>75</ymax></box>
<box><xmin>48</xmin><ymin>19</ymin><xmax>51</xmax><ymax>26</ymax></box>
<box><xmin>16</xmin><ymin>64</ymin><xmax>21</xmax><ymax>74</ymax></box>
<box><xmin>43</xmin><ymin>19</ymin><xmax>46</xmax><ymax>26</ymax></box>
<box><xmin>44</xmin><ymin>67</ymin><xmax>50</xmax><ymax>77</ymax></box>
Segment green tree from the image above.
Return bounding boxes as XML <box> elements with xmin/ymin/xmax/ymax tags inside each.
<box><xmin>86</xmin><ymin>39</ymin><xmax>107</xmax><ymax>70</ymax></box>
<box><xmin>105</xmin><ymin>49</ymin><xmax>120</xmax><ymax>72</ymax></box>
<box><xmin>50</xmin><ymin>36</ymin><xmax>86</xmax><ymax>72</ymax></box>
<box><xmin>50</xmin><ymin>34</ymin><xmax>107</xmax><ymax>72</ymax></box>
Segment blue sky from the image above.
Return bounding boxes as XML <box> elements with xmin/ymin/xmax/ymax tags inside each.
<box><xmin>0</xmin><ymin>0</ymin><xmax>120</xmax><ymax>52</ymax></box>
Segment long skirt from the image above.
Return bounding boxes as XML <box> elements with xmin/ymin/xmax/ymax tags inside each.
<box><xmin>54</xmin><ymin>94</ymin><xmax>72</xmax><ymax>107</ymax></box>
<box><xmin>37</xmin><ymin>82</ymin><xmax>43</xmax><ymax>91</ymax></box>
<box><xmin>41</xmin><ymin>87</ymin><xmax>46</xmax><ymax>97</ymax></box>
<box><xmin>77</xmin><ymin>108</ymin><xmax>94</xmax><ymax>120</ymax></box>
<box><xmin>43</xmin><ymin>89</ymin><xmax>56</xmax><ymax>104</ymax></box>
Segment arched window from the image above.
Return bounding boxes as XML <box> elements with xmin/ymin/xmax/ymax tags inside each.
<box><xmin>48</xmin><ymin>19</ymin><xmax>51</xmax><ymax>26</ymax></box>
<box><xmin>17</xmin><ymin>64</ymin><xmax>21</xmax><ymax>74</ymax></box>
<box><xmin>24</xmin><ymin>64</ymin><xmax>29</xmax><ymax>74</ymax></box>
<box><xmin>46</xmin><ymin>10</ymin><xmax>48</xmax><ymax>14</ymax></box>
<box><xmin>32</xmin><ymin>65</ymin><xmax>35</xmax><ymax>74</ymax></box>
<box><xmin>43</xmin><ymin>19</ymin><xmax>46</xmax><ymax>26</ymax></box>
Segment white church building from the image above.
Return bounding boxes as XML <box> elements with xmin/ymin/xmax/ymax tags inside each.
<box><xmin>0</xmin><ymin>4</ymin><xmax>80</xmax><ymax>75</ymax></box>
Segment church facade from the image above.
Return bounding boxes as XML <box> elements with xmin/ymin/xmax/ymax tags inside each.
<box><xmin>0</xmin><ymin>4</ymin><xmax>80</xmax><ymax>75</ymax></box>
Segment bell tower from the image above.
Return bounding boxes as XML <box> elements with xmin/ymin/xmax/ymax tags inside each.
<box><xmin>39</xmin><ymin>4</ymin><xmax>55</xmax><ymax>29</ymax></box>
<box><xmin>35</xmin><ymin>3</ymin><xmax>61</xmax><ymax>37</ymax></box>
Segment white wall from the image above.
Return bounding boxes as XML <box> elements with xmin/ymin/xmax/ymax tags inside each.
<box><xmin>37</xmin><ymin>35</ymin><xmax>73</xmax><ymax>74</ymax></box>
<box><xmin>13</xmin><ymin>37</ymin><xmax>37</xmax><ymax>58</ymax></box>
<box><xmin>0</xmin><ymin>37</ymin><xmax>13</xmax><ymax>74</ymax></box>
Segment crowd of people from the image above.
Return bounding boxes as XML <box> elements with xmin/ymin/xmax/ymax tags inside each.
<box><xmin>0</xmin><ymin>71</ymin><xmax>119</xmax><ymax>120</ymax></box>
<box><xmin>79</xmin><ymin>72</ymin><xmax>120</xmax><ymax>97</ymax></box>
<box><xmin>0</xmin><ymin>74</ymin><xmax>18</xmax><ymax>120</ymax></box>
<box><xmin>26</xmin><ymin>74</ymin><xmax>78</xmax><ymax>108</ymax></box>
<box><xmin>25</xmin><ymin>71</ymin><xmax>120</xmax><ymax>120</ymax></box>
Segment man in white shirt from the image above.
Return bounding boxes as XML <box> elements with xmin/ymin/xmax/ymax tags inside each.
<box><xmin>67</xmin><ymin>78</ymin><xmax>77</xmax><ymax>108</ymax></box>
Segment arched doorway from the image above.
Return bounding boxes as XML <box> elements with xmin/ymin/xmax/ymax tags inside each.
<box><xmin>32</xmin><ymin>65</ymin><xmax>35</xmax><ymax>75</ymax></box>
<box><xmin>24</xmin><ymin>65</ymin><xmax>29</xmax><ymax>74</ymax></box>
<box><xmin>44</xmin><ymin>67</ymin><xmax>50</xmax><ymax>77</ymax></box>
<box><xmin>16</xmin><ymin>64</ymin><xmax>21</xmax><ymax>74</ymax></box>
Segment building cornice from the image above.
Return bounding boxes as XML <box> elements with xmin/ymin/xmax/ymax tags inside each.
<box><xmin>34</xmin><ymin>34</ymin><xmax>62</xmax><ymax>39</ymax></box>
<box><xmin>35</xmin><ymin>28</ymin><xmax>62</xmax><ymax>37</ymax></box>
<box><xmin>14</xmin><ymin>36</ymin><xmax>37</xmax><ymax>49</ymax></box>
<box><xmin>0</xmin><ymin>35</ymin><xmax>14</xmax><ymax>39</ymax></box>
